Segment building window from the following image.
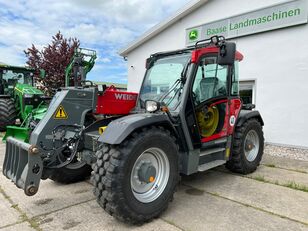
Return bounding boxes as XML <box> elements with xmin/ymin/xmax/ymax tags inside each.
<box><xmin>239</xmin><ymin>80</ymin><xmax>255</xmax><ymax>105</ymax></box>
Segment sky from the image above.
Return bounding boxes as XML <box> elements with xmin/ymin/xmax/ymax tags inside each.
<box><xmin>0</xmin><ymin>0</ymin><xmax>190</xmax><ymax>84</ymax></box>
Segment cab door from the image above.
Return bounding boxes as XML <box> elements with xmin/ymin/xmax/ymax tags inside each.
<box><xmin>187</xmin><ymin>53</ymin><xmax>241</xmax><ymax>147</ymax></box>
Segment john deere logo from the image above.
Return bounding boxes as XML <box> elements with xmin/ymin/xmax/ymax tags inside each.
<box><xmin>189</xmin><ymin>29</ymin><xmax>198</xmax><ymax>40</ymax></box>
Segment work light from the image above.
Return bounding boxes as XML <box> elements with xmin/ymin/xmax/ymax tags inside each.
<box><xmin>145</xmin><ymin>100</ymin><xmax>160</xmax><ymax>112</ymax></box>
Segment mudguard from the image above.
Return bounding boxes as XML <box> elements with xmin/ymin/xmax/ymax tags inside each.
<box><xmin>236</xmin><ymin>110</ymin><xmax>264</xmax><ymax>127</ymax></box>
<box><xmin>99</xmin><ymin>113</ymin><xmax>173</xmax><ymax>144</ymax></box>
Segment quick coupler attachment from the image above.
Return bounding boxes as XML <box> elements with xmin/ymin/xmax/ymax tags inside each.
<box><xmin>3</xmin><ymin>137</ymin><xmax>43</xmax><ymax>196</ymax></box>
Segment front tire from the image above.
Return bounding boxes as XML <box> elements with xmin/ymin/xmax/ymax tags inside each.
<box><xmin>0</xmin><ymin>98</ymin><xmax>17</xmax><ymax>131</ymax></box>
<box><xmin>226</xmin><ymin>118</ymin><xmax>264</xmax><ymax>174</ymax></box>
<box><xmin>92</xmin><ymin>127</ymin><xmax>179</xmax><ymax>224</ymax></box>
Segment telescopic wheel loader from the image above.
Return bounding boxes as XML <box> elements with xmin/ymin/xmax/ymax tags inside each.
<box><xmin>3</xmin><ymin>36</ymin><xmax>264</xmax><ymax>224</ymax></box>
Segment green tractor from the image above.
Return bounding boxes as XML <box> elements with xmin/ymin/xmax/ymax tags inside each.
<box><xmin>2</xmin><ymin>48</ymin><xmax>97</xmax><ymax>141</ymax></box>
<box><xmin>0</xmin><ymin>64</ymin><xmax>49</xmax><ymax>140</ymax></box>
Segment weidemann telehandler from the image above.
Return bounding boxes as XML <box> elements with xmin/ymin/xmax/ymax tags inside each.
<box><xmin>3</xmin><ymin>36</ymin><xmax>264</xmax><ymax>224</ymax></box>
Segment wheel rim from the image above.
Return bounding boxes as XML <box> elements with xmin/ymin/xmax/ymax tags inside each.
<box><xmin>130</xmin><ymin>147</ymin><xmax>170</xmax><ymax>203</ymax></box>
<box><xmin>244</xmin><ymin>130</ymin><xmax>260</xmax><ymax>162</ymax></box>
<box><xmin>197</xmin><ymin>106</ymin><xmax>219</xmax><ymax>137</ymax></box>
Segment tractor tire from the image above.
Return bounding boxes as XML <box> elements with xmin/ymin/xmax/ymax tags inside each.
<box><xmin>0</xmin><ymin>98</ymin><xmax>17</xmax><ymax>132</ymax></box>
<box><xmin>226</xmin><ymin>118</ymin><xmax>264</xmax><ymax>174</ymax></box>
<box><xmin>92</xmin><ymin>126</ymin><xmax>179</xmax><ymax>224</ymax></box>
<box><xmin>49</xmin><ymin>162</ymin><xmax>92</xmax><ymax>184</ymax></box>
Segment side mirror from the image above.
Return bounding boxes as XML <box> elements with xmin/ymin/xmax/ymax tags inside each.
<box><xmin>217</xmin><ymin>42</ymin><xmax>236</xmax><ymax>65</ymax></box>
<box><xmin>39</xmin><ymin>69</ymin><xmax>46</xmax><ymax>78</ymax></box>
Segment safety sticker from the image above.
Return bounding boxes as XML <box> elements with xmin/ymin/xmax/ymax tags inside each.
<box><xmin>54</xmin><ymin>105</ymin><xmax>68</xmax><ymax>119</ymax></box>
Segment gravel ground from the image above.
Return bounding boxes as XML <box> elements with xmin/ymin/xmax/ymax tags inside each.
<box><xmin>264</xmin><ymin>144</ymin><xmax>308</xmax><ymax>161</ymax></box>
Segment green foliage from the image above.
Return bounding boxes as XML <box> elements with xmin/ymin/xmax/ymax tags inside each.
<box><xmin>25</xmin><ymin>31</ymin><xmax>80</xmax><ymax>96</ymax></box>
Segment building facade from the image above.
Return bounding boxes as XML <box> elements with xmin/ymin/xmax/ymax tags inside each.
<box><xmin>119</xmin><ymin>0</ymin><xmax>308</xmax><ymax>148</ymax></box>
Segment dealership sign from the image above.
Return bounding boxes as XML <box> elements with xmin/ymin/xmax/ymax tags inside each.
<box><xmin>186</xmin><ymin>0</ymin><xmax>308</xmax><ymax>46</ymax></box>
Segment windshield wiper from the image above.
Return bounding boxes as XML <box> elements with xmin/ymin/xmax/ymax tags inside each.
<box><xmin>159</xmin><ymin>60</ymin><xmax>190</xmax><ymax>104</ymax></box>
<box><xmin>158</xmin><ymin>78</ymin><xmax>181</xmax><ymax>103</ymax></box>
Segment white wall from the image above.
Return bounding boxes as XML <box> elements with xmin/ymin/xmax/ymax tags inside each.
<box><xmin>125</xmin><ymin>0</ymin><xmax>308</xmax><ymax>148</ymax></box>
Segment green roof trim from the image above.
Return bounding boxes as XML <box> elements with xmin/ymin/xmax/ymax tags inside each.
<box><xmin>0</xmin><ymin>63</ymin><xmax>35</xmax><ymax>71</ymax></box>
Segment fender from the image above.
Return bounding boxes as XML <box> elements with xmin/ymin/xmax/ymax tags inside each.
<box><xmin>236</xmin><ymin>110</ymin><xmax>264</xmax><ymax>127</ymax></box>
<box><xmin>99</xmin><ymin>113</ymin><xmax>174</xmax><ymax>144</ymax></box>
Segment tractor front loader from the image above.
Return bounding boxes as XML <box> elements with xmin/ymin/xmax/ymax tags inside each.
<box><xmin>3</xmin><ymin>36</ymin><xmax>264</xmax><ymax>224</ymax></box>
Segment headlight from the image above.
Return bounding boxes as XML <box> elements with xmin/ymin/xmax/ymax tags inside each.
<box><xmin>24</xmin><ymin>94</ymin><xmax>33</xmax><ymax>98</ymax></box>
<box><xmin>145</xmin><ymin>100</ymin><xmax>160</xmax><ymax>113</ymax></box>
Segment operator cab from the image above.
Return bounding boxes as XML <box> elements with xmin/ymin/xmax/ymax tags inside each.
<box><xmin>141</xmin><ymin>36</ymin><xmax>243</xmax><ymax>152</ymax></box>
<box><xmin>187</xmin><ymin>43</ymin><xmax>243</xmax><ymax>150</ymax></box>
<box><xmin>0</xmin><ymin>66</ymin><xmax>34</xmax><ymax>95</ymax></box>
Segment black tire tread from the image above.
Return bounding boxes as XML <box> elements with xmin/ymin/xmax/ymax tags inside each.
<box><xmin>92</xmin><ymin>126</ymin><xmax>179</xmax><ymax>224</ymax></box>
<box><xmin>49</xmin><ymin>164</ymin><xmax>92</xmax><ymax>184</ymax></box>
<box><xmin>0</xmin><ymin>98</ymin><xmax>17</xmax><ymax>131</ymax></box>
<box><xmin>226</xmin><ymin>118</ymin><xmax>264</xmax><ymax>174</ymax></box>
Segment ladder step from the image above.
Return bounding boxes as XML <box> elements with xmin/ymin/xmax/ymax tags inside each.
<box><xmin>201</xmin><ymin>137</ymin><xmax>227</xmax><ymax>149</ymax></box>
<box><xmin>198</xmin><ymin>160</ymin><xmax>226</xmax><ymax>172</ymax></box>
<box><xmin>199</xmin><ymin>147</ymin><xmax>226</xmax><ymax>157</ymax></box>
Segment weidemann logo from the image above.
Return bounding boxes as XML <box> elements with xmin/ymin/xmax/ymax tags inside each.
<box><xmin>115</xmin><ymin>93</ymin><xmax>137</xmax><ymax>101</ymax></box>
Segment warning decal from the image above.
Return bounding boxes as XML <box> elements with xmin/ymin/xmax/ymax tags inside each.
<box><xmin>54</xmin><ymin>105</ymin><xmax>68</xmax><ymax>119</ymax></box>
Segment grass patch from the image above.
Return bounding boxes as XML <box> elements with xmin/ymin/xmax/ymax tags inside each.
<box><xmin>0</xmin><ymin>185</ymin><xmax>12</xmax><ymax>202</ymax></box>
<box><xmin>251</xmin><ymin>175</ymin><xmax>269</xmax><ymax>183</ymax></box>
<box><xmin>282</xmin><ymin>181</ymin><xmax>308</xmax><ymax>193</ymax></box>
<box><xmin>28</xmin><ymin>217</ymin><xmax>42</xmax><ymax>230</ymax></box>
<box><xmin>248</xmin><ymin>175</ymin><xmax>308</xmax><ymax>193</ymax></box>
<box><xmin>264</xmin><ymin>163</ymin><xmax>276</xmax><ymax>168</ymax></box>
<box><xmin>261</xmin><ymin>164</ymin><xmax>308</xmax><ymax>174</ymax></box>
<box><xmin>0</xmin><ymin>186</ymin><xmax>42</xmax><ymax>230</ymax></box>
<box><xmin>11</xmin><ymin>204</ymin><xmax>18</xmax><ymax>209</ymax></box>
<box><xmin>292</xmin><ymin>169</ymin><xmax>308</xmax><ymax>174</ymax></box>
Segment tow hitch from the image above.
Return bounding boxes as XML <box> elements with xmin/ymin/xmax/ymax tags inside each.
<box><xmin>2</xmin><ymin>137</ymin><xmax>43</xmax><ymax>196</ymax></box>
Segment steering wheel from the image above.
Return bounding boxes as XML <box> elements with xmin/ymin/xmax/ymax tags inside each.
<box><xmin>80</xmin><ymin>80</ymin><xmax>95</xmax><ymax>87</ymax></box>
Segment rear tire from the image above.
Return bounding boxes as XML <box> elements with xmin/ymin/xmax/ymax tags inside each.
<box><xmin>92</xmin><ymin>126</ymin><xmax>179</xmax><ymax>224</ymax></box>
<box><xmin>226</xmin><ymin>118</ymin><xmax>264</xmax><ymax>174</ymax></box>
<box><xmin>0</xmin><ymin>98</ymin><xmax>17</xmax><ymax>131</ymax></box>
<box><xmin>49</xmin><ymin>162</ymin><xmax>92</xmax><ymax>184</ymax></box>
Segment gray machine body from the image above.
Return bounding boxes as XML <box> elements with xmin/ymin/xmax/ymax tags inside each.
<box><xmin>30</xmin><ymin>87</ymin><xmax>96</xmax><ymax>148</ymax></box>
<box><xmin>99</xmin><ymin>113</ymin><xmax>173</xmax><ymax>145</ymax></box>
<box><xmin>3</xmin><ymin>87</ymin><xmax>97</xmax><ymax>196</ymax></box>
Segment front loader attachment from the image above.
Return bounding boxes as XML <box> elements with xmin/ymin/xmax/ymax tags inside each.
<box><xmin>3</xmin><ymin>137</ymin><xmax>43</xmax><ymax>196</ymax></box>
<box><xmin>3</xmin><ymin>126</ymin><xmax>30</xmax><ymax>142</ymax></box>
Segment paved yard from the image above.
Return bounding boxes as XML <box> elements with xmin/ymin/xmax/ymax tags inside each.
<box><xmin>0</xmin><ymin>142</ymin><xmax>307</xmax><ymax>231</ymax></box>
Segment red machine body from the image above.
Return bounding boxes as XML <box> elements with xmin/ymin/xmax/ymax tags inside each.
<box><xmin>95</xmin><ymin>85</ymin><xmax>138</xmax><ymax>115</ymax></box>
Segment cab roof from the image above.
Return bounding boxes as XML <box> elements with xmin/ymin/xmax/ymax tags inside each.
<box><xmin>0</xmin><ymin>64</ymin><xmax>35</xmax><ymax>71</ymax></box>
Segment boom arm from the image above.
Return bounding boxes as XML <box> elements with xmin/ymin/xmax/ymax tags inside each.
<box><xmin>65</xmin><ymin>48</ymin><xmax>97</xmax><ymax>87</ymax></box>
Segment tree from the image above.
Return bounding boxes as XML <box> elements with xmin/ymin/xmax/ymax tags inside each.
<box><xmin>25</xmin><ymin>31</ymin><xmax>80</xmax><ymax>95</ymax></box>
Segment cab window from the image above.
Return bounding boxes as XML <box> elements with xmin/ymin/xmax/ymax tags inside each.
<box><xmin>192</xmin><ymin>56</ymin><xmax>228</xmax><ymax>105</ymax></box>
